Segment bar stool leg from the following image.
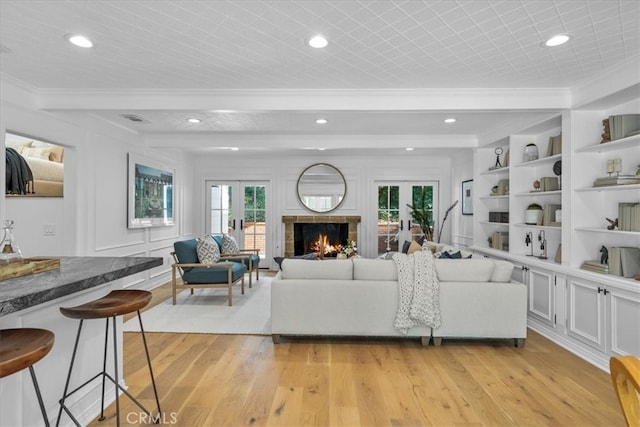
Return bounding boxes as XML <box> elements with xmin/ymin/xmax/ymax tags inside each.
<box><xmin>29</xmin><ymin>365</ymin><xmax>50</xmax><ymax>427</ymax></box>
<box><xmin>56</xmin><ymin>320</ymin><xmax>84</xmax><ymax>427</ymax></box>
<box><xmin>98</xmin><ymin>318</ymin><xmax>109</xmax><ymax>421</ymax></box>
<box><xmin>138</xmin><ymin>311</ymin><xmax>162</xmax><ymax>419</ymax></box>
<box><xmin>112</xmin><ymin>316</ymin><xmax>121</xmax><ymax>427</ymax></box>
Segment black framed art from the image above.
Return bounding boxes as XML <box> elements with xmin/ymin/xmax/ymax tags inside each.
<box><xmin>128</xmin><ymin>153</ymin><xmax>175</xmax><ymax>228</ymax></box>
<box><xmin>462</xmin><ymin>179</ymin><xmax>473</xmax><ymax>215</ymax></box>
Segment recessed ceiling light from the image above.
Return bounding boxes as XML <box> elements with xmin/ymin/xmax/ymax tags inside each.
<box><xmin>187</xmin><ymin>118</ymin><xmax>201</xmax><ymax>123</ymax></box>
<box><xmin>66</xmin><ymin>34</ymin><xmax>93</xmax><ymax>48</ymax></box>
<box><xmin>406</xmin><ymin>147</ymin><xmax>414</xmax><ymax>151</ymax></box>
<box><xmin>318</xmin><ymin>148</ymin><xmax>326</xmax><ymax>151</ymax></box>
<box><xmin>315</xmin><ymin>118</ymin><xmax>328</xmax><ymax>124</ymax></box>
<box><xmin>230</xmin><ymin>147</ymin><xmax>239</xmax><ymax>151</ymax></box>
<box><xmin>544</xmin><ymin>34</ymin><xmax>571</xmax><ymax>47</ymax></box>
<box><xmin>444</xmin><ymin>118</ymin><xmax>456</xmax><ymax>123</ymax></box>
<box><xmin>308</xmin><ymin>35</ymin><xmax>328</xmax><ymax>49</ymax></box>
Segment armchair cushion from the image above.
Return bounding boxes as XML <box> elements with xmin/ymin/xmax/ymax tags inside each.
<box><xmin>174</xmin><ymin>239</ymin><xmax>199</xmax><ymax>271</ymax></box>
<box><xmin>183</xmin><ymin>262</ymin><xmax>247</xmax><ymax>284</ymax></box>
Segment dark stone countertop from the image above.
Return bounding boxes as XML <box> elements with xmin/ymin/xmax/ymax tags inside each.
<box><xmin>0</xmin><ymin>256</ymin><xmax>163</xmax><ymax>316</ymax></box>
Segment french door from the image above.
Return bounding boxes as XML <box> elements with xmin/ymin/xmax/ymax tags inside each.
<box><xmin>205</xmin><ymin>181</ymin><xmax>268</xmax><ymax>263</ymax></box>
<box><xmin>376</xmin><ymin>181</ymin><xmax>438</xmax><ymax>255</ymax></box>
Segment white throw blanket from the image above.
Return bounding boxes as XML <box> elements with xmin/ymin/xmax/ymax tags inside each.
<box><xmin>392</xmin><ymin>250</ymin><xmax>442</xmax><ymax>334</ymax></box>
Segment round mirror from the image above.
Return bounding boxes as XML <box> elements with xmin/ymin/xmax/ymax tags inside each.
<box><xmin>297</xmin><ymin>163</ymin><xmax>346</xmax><ymax>213</ymax></box>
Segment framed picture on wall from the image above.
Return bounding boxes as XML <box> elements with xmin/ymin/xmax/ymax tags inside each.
<box><xmin>461</xmin><ymin>179</ymin><xmax>473</xmax><ymax>215</ymax></box>
<box><xmin>127</xmin><ymin>153</ymin><xmax>175</xmax><ymax>228</ymax></box>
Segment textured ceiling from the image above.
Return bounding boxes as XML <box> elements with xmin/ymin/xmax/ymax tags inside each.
<box><xmin>0</xmin><ymin>1</ymin><xmax>638</xmax><ymax>147</ymax></box>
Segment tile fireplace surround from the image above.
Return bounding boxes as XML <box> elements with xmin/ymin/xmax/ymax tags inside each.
<box><xmin>282</xmin><ymin>215</ymin><xmax>361</xmax><ymax>257</ymax></box>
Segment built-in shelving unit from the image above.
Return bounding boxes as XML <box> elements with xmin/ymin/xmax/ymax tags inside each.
<box><xmin>472</xmin><ymin>87</ymin><xmax>640</xmax><ymax>371</ymax></box>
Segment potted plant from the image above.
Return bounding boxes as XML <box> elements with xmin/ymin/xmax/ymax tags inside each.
<box><xmin>525</xmin><ymin>203</ymin><xmax>543</xmax><ymax>225</ymax></box>
<box><xmin>407</xmin><ymin>187</ymin><xmax>434</xmax><ymax>241</ymax></box>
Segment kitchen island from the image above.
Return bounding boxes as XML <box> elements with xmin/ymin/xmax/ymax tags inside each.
<box><xmin>0</xmin><ymin>256</ymin><xmax>163</xmax><ymax>427</ymax></box>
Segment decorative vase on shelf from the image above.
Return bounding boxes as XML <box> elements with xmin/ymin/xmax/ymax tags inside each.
<box><xmin>524</xmin><ymin>144</ymin><xmax>539</xmax><ymax>162</ymax></box>
<box><xmin>525</xmin><ymin>204</ymin><xmax>543</xmax><ymax>225</ymax></box>
<box><xmin>0</xmin><ymin>220</ymin><xmax>24</xmax><ymax>265</ymax></box>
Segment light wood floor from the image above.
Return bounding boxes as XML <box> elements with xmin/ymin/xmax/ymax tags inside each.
<box><xmin>93</xmin><ymin>276</ymin><xmax>623</xmax><ymax>427</ymax></box>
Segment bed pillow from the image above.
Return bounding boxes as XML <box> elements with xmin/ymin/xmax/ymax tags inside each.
<box><xmin>30</xmin><ymin>141</ymin><xmax>64</xmax><ymax>163</ymax></box>
<box><xmin>21</xmin><ymin>146</ymin><xmax>52</xmax><ymax>160</ymax></box>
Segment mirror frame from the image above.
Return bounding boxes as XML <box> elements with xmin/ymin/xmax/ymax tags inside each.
<box><xmin>297</xmin><ymin>163</ymin><xmax>346</xmax><ymax>213</ymax></box>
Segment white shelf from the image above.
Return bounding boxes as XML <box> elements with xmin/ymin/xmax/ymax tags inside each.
<box><xmin>575</xmin><ymin>183</ymin><xmax>640</xmax><ymax>192</ymax></box>
<box><xmin>513</xmin><ymin>190</ymin><xmax>562</xmax><ymax>197</ymax></box>
<box><xmin>576</xmin><ymin>134</ymin><xmax>640</xmax><ymax>153</ymax></box>
<box><xmin>575</xmin><ymin>227</ymin><xmax>640</xmax><ymax>236</ymax></box>
<box><xmin>514</xmin><ymin>153</ymin><xmax>562</xmax><ymax>168</ymax></box>
<box><xmin>479</xmin><ymin>195</ymin><xmax>509</xmax><ymax>200</ymax></box>
<box><xmin>480</xmin><ymin>167</ymin><xmax>510</xmax><ymax>176</ymax></box>
<box><xmin>479</xmin><ymin>221</ymin><xmax>509</xmax><ymax>227</ymax></box>
<box><xmin>513</xmin><ymin>223</ymin><xmax>562</xmax><ymax>230</ymax></box>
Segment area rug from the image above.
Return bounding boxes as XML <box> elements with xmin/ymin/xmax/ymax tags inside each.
<box><xmin>123</xmin><ymin>277</ymin><xmax>271</xmax><ymax>335</ymax></box>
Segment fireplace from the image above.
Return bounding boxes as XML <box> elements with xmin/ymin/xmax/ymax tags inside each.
<box><xmin>282</xmin><ymin>215</ymin><xmax>361</xmax><ymax>257</ymax></box>
<box><xmin>294</xmin><ymin>223</ymin><xmax>349</xmax><ymax>257</ymax></box>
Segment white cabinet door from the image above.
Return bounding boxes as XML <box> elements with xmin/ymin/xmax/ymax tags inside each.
<box><xmin>527</xmin><ymin>267</ymin><xmax>555</xmax><ymax>327</ymax></box>
<box><xmin>566</xmin><ymin>276</ymin><xmax>606</xmax><ymax>352</ymax></box>
<box><xmin>608</xmin><ymin>287</ymin><xmax>640</xmax><ymax>358</ymax></box>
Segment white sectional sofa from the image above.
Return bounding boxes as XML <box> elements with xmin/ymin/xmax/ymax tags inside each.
<box><xmin>271</xmin><ymin>256</ymin><xmax>528</xmax><ymax>347</ymax></box>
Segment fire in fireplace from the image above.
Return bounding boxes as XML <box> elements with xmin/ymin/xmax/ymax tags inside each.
<box><xmin>294</xmin><ymin>223</ymin><xmax>349</xmax><ymax>258</ymax></box>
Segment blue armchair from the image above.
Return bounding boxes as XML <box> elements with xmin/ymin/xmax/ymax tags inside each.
<box><xmin>171</xmin><ymin>239</ymin><xmax>247</xmax><ymax>306</ymax></box>
<box><xmin>211</xmin><ymin>235</ymin><xmax>260</xmax><ymax>287</ymax></box>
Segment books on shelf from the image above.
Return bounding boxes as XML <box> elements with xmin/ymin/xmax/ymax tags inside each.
<box><xmin>546</xmin><ymin>134</ymin><xmax>562</xmax><ymax>156</ymax></box>
<box><xmin>539</xmin><ymin>177</ymin><xmax>559</xmax><ymax>192</ymax></box>
<box><xmin>580</xmin><ymin>260</ymin><xmax>609</xmax><ymax>274</ymax></box>
<box><xmin>593</xmin><ymin>175</ymin><xmax>640</xmax><ymax>187</ymax></box>
<box><xmin>618</xmin><ymin>202</ymin><xmax>640</xmax><ymax>232</ymax></box>
<box><xmin>603</xmin><ymin>114</ymin><xmax>640</xmax><ymax>141</ymax></box>
<box><xmin>490</xmin><ymin>231</ymin><xmax>509</xmax><ymax>251</ymax></box>
<box><xmin>489</xmin><ymin>212</ymin><xmax>509</xmax><ymax>223</ymax></box>
<box><xmin>542</xmin><ymin>203</ymin><xmax>561</xmax><ymax>226</ymax></box>
<box><xmin>608</xmin><ymin>247</ymin><xmax>640</xmax><ymax>278</ymax></box>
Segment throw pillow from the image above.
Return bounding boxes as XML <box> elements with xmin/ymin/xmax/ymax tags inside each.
<box><xmin>221</xmin><ymin>234</ymin><xmax>240</xmax><ymax>254</ymax></box>
<box><xmin>407</xmin><ymin>240</ymin><xmax>422</xmax><ymax>255</ymax></box>
<box><xmin>401</xmin><ymin>240</ymin><xmax>411</xmax><ymax>254</ymax></box>
<box><xmin>440</xmin><ymin>250</ymin><xmax>462</xmax><ymax>259</ymax></box>
<box><xmin>196</xmin><ymin>237</ymin><xmax>220</xmax><ymax>263</ymax></box>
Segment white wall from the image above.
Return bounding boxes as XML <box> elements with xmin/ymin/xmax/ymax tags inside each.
<box><xmin>1</xmin><ymin>78</ymin><xmax>472</xmax><ymax>278</ymax></box>
<box><xmin>192</xmin><ymin>149</ymin><xmax>457</xmax><ymax>265</ymax></box>
<box><xmin>450</xmin><ymin>150</ymin><xmax>474</xmax><ymax>249</ymax></box>
<box><xmin>1</xmin><ymin>81</ymin><xmax>194</xmax><ymax>289</ymax></box>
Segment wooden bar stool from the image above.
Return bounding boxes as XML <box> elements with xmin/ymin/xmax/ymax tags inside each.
<box><xmin>55</xmin><ymin>290</ymin><xmax>161</xmax><ymax>427</ymax></box>
<box><xmin>0</xmin><ymin>328</ymin><xmax>55</xmax><ymax>427</ymax></box>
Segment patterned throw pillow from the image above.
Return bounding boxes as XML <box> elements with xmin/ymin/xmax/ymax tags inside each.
<box><xmin>221</xmin><ymin>234</ymin><xmax>240</xmax><ymax>254</ymax></box>
<box><xmin>196</xmin><ymin>237</ymin><xmax>220</xmax><ymax>263</ymax></box>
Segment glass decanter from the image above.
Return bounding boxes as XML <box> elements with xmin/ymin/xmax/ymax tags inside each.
<box><xmin>0</xmin><ymin>220</ymin><xmax>24</xmax><ymax>265</ymax></box>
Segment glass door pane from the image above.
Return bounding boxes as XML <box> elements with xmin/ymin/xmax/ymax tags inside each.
<box><xmin>209</xmin><ymin>184</ymin><xmax>232</xmax><ymax>235</ymax></box>
<box><xmin>377</xmin><ymin>184</ymin><xmax>400</xmax><ymax>253</ymax></box>
<box><xmin>242</xmin><ymin>184</ymin><xmax>267</xmax><ymax>260</ymax></box>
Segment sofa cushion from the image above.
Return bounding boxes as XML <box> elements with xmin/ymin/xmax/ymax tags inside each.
<box><xmin>281</xmin><ymin>258</ymin><xmax>353</xmax><ymax>280</ymax></box>
<box><xmin>434</xmin><ymin>259</ymin><xmax>494</xmax><ymax>282</ymax></box>
<box><xmin>353</xmin><ymin>258</ymin><xmax>398</xmax><ymax>281</ymax></box>
<box><xmin>490</xmin><ymin>260</ymin><xmax>515</xmax><ymax>282</ymax></box>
